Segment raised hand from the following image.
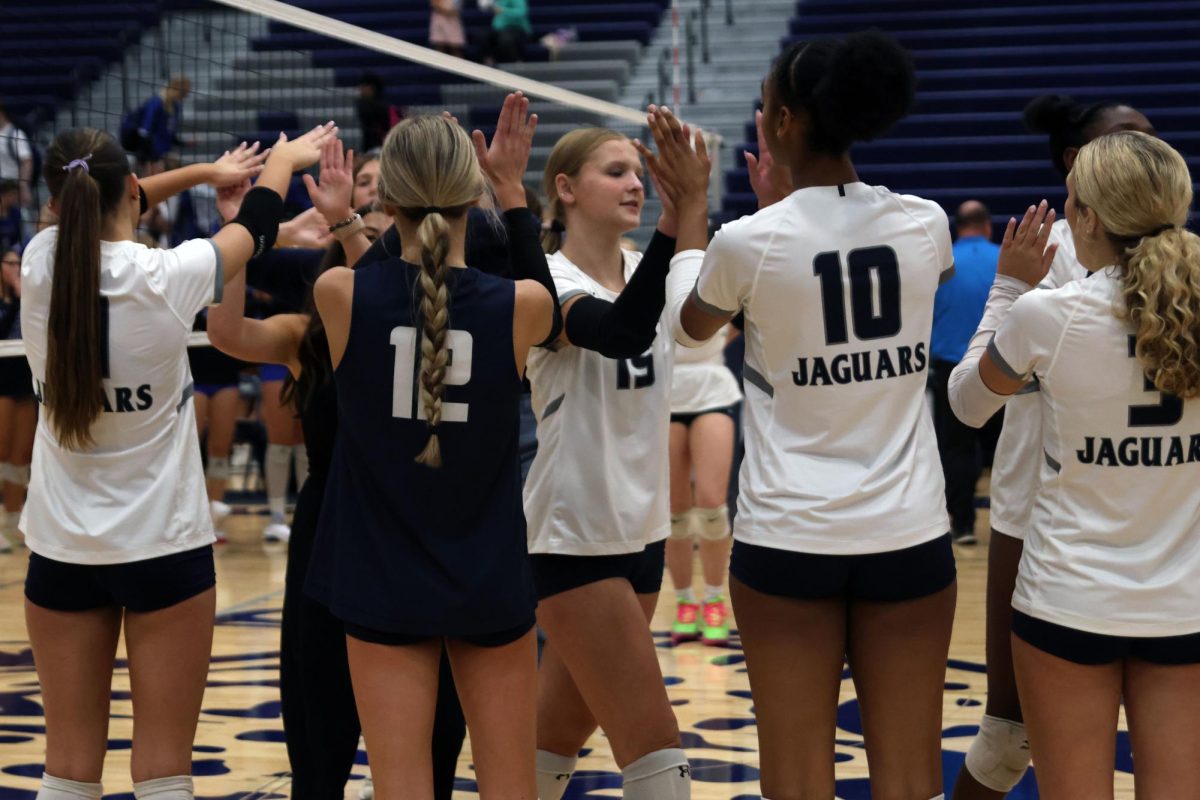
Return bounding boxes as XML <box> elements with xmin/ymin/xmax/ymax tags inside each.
<box><xmin>744</xmin><ymin>109</ymin><xmax>792</xmax><ymax>209</ymax></box>
<box><xmin>634</xmin><ymin>105</ymin><xmax>711</xmax><ymax>236</ymax></box>
<box><xmin>278</xmin><ymin>207</ymin><xmax>336</xmax><ymax>250</ymax></box>
<box><xmin>997</xmin><ymin>200</ymin><xmax>1058</xmax><ymax>286</ymax></box>
<box><xmin>215</xmin><ymin>178</ymin><xmax>252</xmax><ymax>223</ymax></box>
<box><xmin>472</xmin><ymin>91</ymin><xmax>538</xmax><ymax>210</ymax></box>
<box><xmin>210</xmin><ymin>141</ymin><xmax>268</xmax><ymax>187</ymax></box>
<box><xmin>301</xmin><ymin>138</ymin><xmax>356</xmax><ymax>226</ymax></box>
<box><xmin>271</xmin><ymin>121</ymin><xmax>339</xmax><ymax>171</ymax></box>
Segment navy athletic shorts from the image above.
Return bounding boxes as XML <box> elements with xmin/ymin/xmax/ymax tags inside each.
<box><xmin>1013</xmin><ymin>610</ymin><xmax>1200</xmax><ymax>666</ymax></box>
<box><xmin>731</xmin><ymin>533</ymin><xmax>956</xmax><ymax>603</ymax></box>
<box><xmin>344</xmin><ymin>619</ymin><xmax>534</xmax><ymax>648</ymax></box>
<box><xmin>25</xmin><ymin>545</ymin><xmax>216</xmax><ymax>613</ymax></box>
<box><xmin>530</xmin><ymin>540</ymin><xmax>666</xmax><ymax>600</ymax></box>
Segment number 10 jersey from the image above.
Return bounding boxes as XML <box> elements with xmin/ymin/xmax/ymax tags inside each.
<box><xmin>693</xmin><ymin>182</ymin><xmax>952</xmax><ymax>555</ymax></box>
<box><xmin>524</xmin><ymin>249</ymin><xmax>674</xmax><ymax>556</ymax></box>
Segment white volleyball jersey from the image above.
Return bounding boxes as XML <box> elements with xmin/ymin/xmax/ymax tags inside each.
<box><xmin>694</xmin><ymin>182</ymin><xmax>951</xmax><ymax>555</ymax></box>
<box><xmin>670</xmin><ymin>326</ymin><xmax>741</xmax><ymax>415</ymax></box>
<box><xmin>990</xmin><ymin>219</ymin><xmax>1087</xmax><ymax>538</ymax></box>
<box><xmin>524</xmin><ymin>249</ymin><xmax>673</xmax><ymax>555</ymax></box>
<box><xmin>991</xmin><ymin>269</ymin><xmax>1200</xmax><ymax>636</ymax></box>
<box><xmin>20</xmin><ymin>228</ymin><xmax>222</xmax><ymax>564</ymax></box>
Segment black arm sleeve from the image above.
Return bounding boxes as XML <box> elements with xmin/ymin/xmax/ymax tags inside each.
<box><xmin>500</xmin><ymin>208</ymin><xmax>563</xmax><ymax>346</ymax></box>
<box><xmin>563</xmin><ymin>230</ymin><xmax>676</xmax><ymax>359</ymax></box>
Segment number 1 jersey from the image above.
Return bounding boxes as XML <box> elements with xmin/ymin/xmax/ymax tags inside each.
<box><xmin>524</xmin><ymin>249</ymin><xmax>673</xmax><ymax>556</ymax></box>
<box><xmin>694</xmin><ymin>182</ymin><xmax>952</xmax><ymax>555</ymax></box>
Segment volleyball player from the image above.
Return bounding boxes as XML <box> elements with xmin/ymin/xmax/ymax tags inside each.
<box><xmin>306</xmin><ymin>112</ymin><xmax>555</xmax><ymax>800</ymax></box>
<box><xmin>0</xmin><ymin>247</ymin><xmax>33</xmax><ymax>551</ymax></box>
<box><xmin>188</xmin><ymin>309</ymin><xmax>244</xmax><ymax>537</ymax></box>
<box><xmin>524</xmin><ymin>110</ymin><xmax>708</xmax><ymax>800</ymax></box>
<box><xmin>949</xmin><ymin>132</ymin><xmax>1200</xmax><ymax>798</ymax></box>
<box><xmin>952</xmin><ymin>94</ymin><xmax>1156</xmax><ymax>800</ymax></box>
<box><xmin>659</xmin><ymin>32</ymin><xmax>955</xmax><ymax>799</ymax></box>
<box><xmin>19</xmin><ymin>122</ymin><xmax>331</xmax><ymax>800</ymax></box>
<box><xmin>665</xmin><ymin>326</ymin><xmax>740</xmax><ymax>645</ymax></box>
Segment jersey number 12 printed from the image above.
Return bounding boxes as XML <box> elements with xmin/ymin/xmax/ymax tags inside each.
<box><xmin>390</xmin><ymin>326</ymin><xmax>473</xmax><ymax>422</ymax></box>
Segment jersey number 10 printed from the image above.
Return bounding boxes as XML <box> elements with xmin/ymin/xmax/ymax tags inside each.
<box><xmin>390</xmin><ymin>326</ymin><xmax>473</xmax><ymax>422</ymax></box>
<box><xmin>813</xmin><ymin>246</ymin><xmax>902</xmax><ymax>345</ymax></box>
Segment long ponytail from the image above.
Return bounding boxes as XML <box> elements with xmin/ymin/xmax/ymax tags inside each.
<box><xmin>1072</xmin><ymin>131</ymin><xmax>1200</xmax><ymax>398</ymax></box>
<box><xmin>43</xmin><ymin>129</ymin><xmax>131</xmax><ymax>449</ymax></box>
<box><xmin>413</xmin><ymin>210</ymin><xmax>454</xmax><ymax>467</ymax></box>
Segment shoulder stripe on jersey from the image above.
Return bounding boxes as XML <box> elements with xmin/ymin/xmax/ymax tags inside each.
<box><xmin>206</xmin><ymin>240</ymin><xmax>225</xmax><ymax>304</ymax></box>
<box><xmin>541</xmin><ymin>393</ymin><xmax>565</xmax><ymax>420</ymax></box>
<box><xmin>559</xmin><ymin>288</ymin><xmax>589</xmax><ymax>305</ymax></box>
<box><xmin>690</xmin><ymin>286</ymin><xmax>736</xmax><ymax>318</ymax></box>
<box><xmin>939</xmin><ymin>264</ymin><xmax>957</xmax><ymax>285</ymax></box>
<box><xmin>177</xmin><ymin>382</ymin><xmax>195</xmax><ymax>412</ymax></box>
<box><xmin>743</xmin><ymin>364</ymin><xmax>774</xmax><ymax>398</ymax></box>
<box><xmin>1016</xmin><ymin>377</ymin><xmax>1040</xmax><ymax>396</ymax></box>
<box><xmin>1044</xmin><ymin>449</ymin><xmax>1062</xmax><ymax>474</ymax></box>
<box><xmin>986</xmin><ymin>336</ymin><xmax>1025</xmax><ymax>381</ymax></box>
<box><xmin>837</xmin><ymin>184</ymin><xmax>846</xmax><ymax>197</ymax></box>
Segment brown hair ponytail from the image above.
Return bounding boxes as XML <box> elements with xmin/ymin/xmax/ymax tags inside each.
<box><xmin>42</xmin><ymin>129</ymin><xmax>131</xmax><ymax>449</ymax></box>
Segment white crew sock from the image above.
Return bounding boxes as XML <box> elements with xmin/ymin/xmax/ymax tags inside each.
<box><xmin>535</xmin><ymin>749</ymin><xmax>577</xmax><ymax>800</ymax></box>
<box><xmin>292</xmin><ymin>444</ymin><xmax>309</xmax><ymax>488</ymax></box>
<box><xmin>621</xmin><ymin>748</ymin><xmax>691</xmax><ymax>800</ymax></box>
<box><xmin>265</xmin><ymin>443</ymin><xmax>291</xmax><ymax>522</ymax></box>
<box><xmin>676</xmin><ymin>587</ymin><xmax>696</xmax><ymax>604</ymax></box>
<box><xmin>703</xmin><ymin>584</ymin><xmax>724</xmax><ymax>603</ymax></box>
<box><xmin>133</xmin><ymin>775</ymin><xmax>193</xmax><ymax>800</ymax></box>
<box><xmin>37</xmin><ymin>774</ymin><xmax>103</xmax><ymax>800</ymax></box>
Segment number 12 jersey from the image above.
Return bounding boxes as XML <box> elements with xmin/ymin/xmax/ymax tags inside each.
<box><xmin>694</xmin><ymin>182</ymin><xmax>952</xmax><ymax>555</ymax></box>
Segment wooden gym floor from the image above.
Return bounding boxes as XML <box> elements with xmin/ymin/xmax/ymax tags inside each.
<box><xmin>0</xmin><ymin>504</ymin><xmax>1135</xmax><ymax>799</ymax></box>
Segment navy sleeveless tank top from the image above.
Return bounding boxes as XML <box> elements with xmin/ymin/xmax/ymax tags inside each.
<box><xmin>307</xmin><ymin>258</ymin><xmax>534</xmax><ymax>637</ymax></box>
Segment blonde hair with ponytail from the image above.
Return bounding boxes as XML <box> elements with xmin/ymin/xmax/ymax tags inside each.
<box><xmin>377</xmin><ymin>115</ymin><xmax>485</xmax><ymax>466</ymax></box>
<box><xmin>541</xmin><ymin>127</ymin><xmax>628</xmax><ymax>253</ymax></box>
<box><xmin>1073</xmin><ymin>131</ymin><xmax>1200</xmax><ymax>398</ymax></box>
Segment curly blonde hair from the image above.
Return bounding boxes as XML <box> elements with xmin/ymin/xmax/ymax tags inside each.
<box><xmin>1072</xmin><ymin>131</ymin><xmax>1200</xmax><ymax>398</ymax></box>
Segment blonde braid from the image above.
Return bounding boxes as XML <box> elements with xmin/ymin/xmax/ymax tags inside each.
<box><xmin>414</xmin><ymin>211</ymin><xmax>453</xmax><ymax>467</ymax></box>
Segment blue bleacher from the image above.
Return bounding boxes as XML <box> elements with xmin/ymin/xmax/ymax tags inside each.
<box><xmin>719</xmin><ymin>0</ymin><xmax>1200</xmax><ymax>224</ymax></box>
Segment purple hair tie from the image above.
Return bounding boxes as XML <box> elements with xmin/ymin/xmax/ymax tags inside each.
<box><xmin>62</xmin><ymin>154</ymin><xmax>93</xmax><ymax>173</ymax></box>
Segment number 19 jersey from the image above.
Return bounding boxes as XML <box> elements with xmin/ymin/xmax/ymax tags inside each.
<box><xmin>524</xmin><ymin>250</ymin><xmax>673</xmax><ymax>556</ymax></box>
<box><xmin>694</xmin><ymin>182</ymin><xmax>952</xmax><ymax>555</ymax></box>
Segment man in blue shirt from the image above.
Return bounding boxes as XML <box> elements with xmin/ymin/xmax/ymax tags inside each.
<box><xmin>930</xmin><ymin>201</ymin><xmax>1001</xmax><ymax>545</ymax></box>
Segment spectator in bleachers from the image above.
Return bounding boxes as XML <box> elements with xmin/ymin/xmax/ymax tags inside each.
<box><xmin>356</xmin><ymin>73</ymin><xmax>395</xmax><ymax>153</ymax></box>
<box><xmin>930</xmin><ymin>200</ymin><xmax>1001</xmax><ymax>545</ymax></box>
<box><xmin>429</xmin><ymin>0</ymin><xmax>466</xmax><ymax>58</ymax></box>
<box><xmin>124</xmin><ymin>76</ymin><xmax>193</xmax><ymax>174</ymax></box>
<box><xmin>482</xmin><ymin>0</ymin><xmax>532</xmax><ymax>65</ymax></box>
<box><xmin>0</xmin><ymin>103</ymin><xmax>34</xmax><ymax>215</ymax></box>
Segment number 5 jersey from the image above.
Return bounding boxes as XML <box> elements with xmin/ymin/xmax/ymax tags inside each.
<box><xmin>308</xmin><ymin>258</ymin><xmax>535</xmax><ymax>638</ymax></box>
<box><xmin>692</xmin><ymin>182</ymin><xmax>952</xmax><ymax>556</ymax></box>
<box><xmin>524</xmin><ymin>249</ymin><xmax>674</xmax><ymax>556</ymax></box>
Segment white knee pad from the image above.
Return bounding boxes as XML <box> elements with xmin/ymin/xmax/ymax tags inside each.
<box><xmin>3</xmin><ymin>462</ymin><xmax>29</xmax><ymax>486</ymax></box>
<box><xmin>690</xmin><ymin>505</ymin><xmax>729</xmax><ymax>541</ymax></box>
<box><xmin>964</xmin><ymin>714</ymin><xmax>1031</xmax><ymax>793</ymax></box>
<box><xmin>206</xmin><ymin>456</ymin><xmax>231</xmax><ymax>482</ymax></box>
<box><xmin>669</xmin><ymin>512</ymin><xmax>693</xmax><ymax>540</ymax></box>
<box><xmin>37</xmin><ymin>774</ymin><xmax>103</xmax><ymax>800</ymax></box>
<box><xmin>133</xmin><ymin>775</ymin><xmax>193</xmax><ymax>800</ymax></box>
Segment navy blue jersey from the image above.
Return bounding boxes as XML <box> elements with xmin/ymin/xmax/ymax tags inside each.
<box><xmin>307</xmin><ymin>258</ymin><xmax>534</xmax><ymax>638</ymax></box>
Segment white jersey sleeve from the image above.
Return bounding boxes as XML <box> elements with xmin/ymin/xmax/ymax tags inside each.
<box><xmin>143</xmin><ymin>239</ymin><xmax>223</xmax><ymax>325</ymax></box>
<box><xmin>989</xmin><ymin>290</ymin><xmax>1064</xmax><ymax>382</ymax></box>
<box><xmin>694</xmin><ymin>221</ymin><xmax>760</xmax><ymax>316</ymax></box>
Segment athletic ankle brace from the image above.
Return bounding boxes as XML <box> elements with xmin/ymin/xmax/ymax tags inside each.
<box><xmin>535</xmin><ymin>750</ymin><xmax>577</xmax><ymax>800</ymax></box>
<box><xmin>690</xmin><ymin>505</ymin><xmax>729</xmax><ymax>541</ymax></box>
<box><xmin>38</xmin><ymin>774</ymin><xmax>103</xmax><ymax>800</ymax></box>
<box><xmin>621</xmin><ymin>748</ymin><xmax>691</xmax><ymax>800</ymax></box>
<box><xmin>133</xmin><ymin>775</ymin><xmax>193</xmax><ymax>800</ymax></box>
